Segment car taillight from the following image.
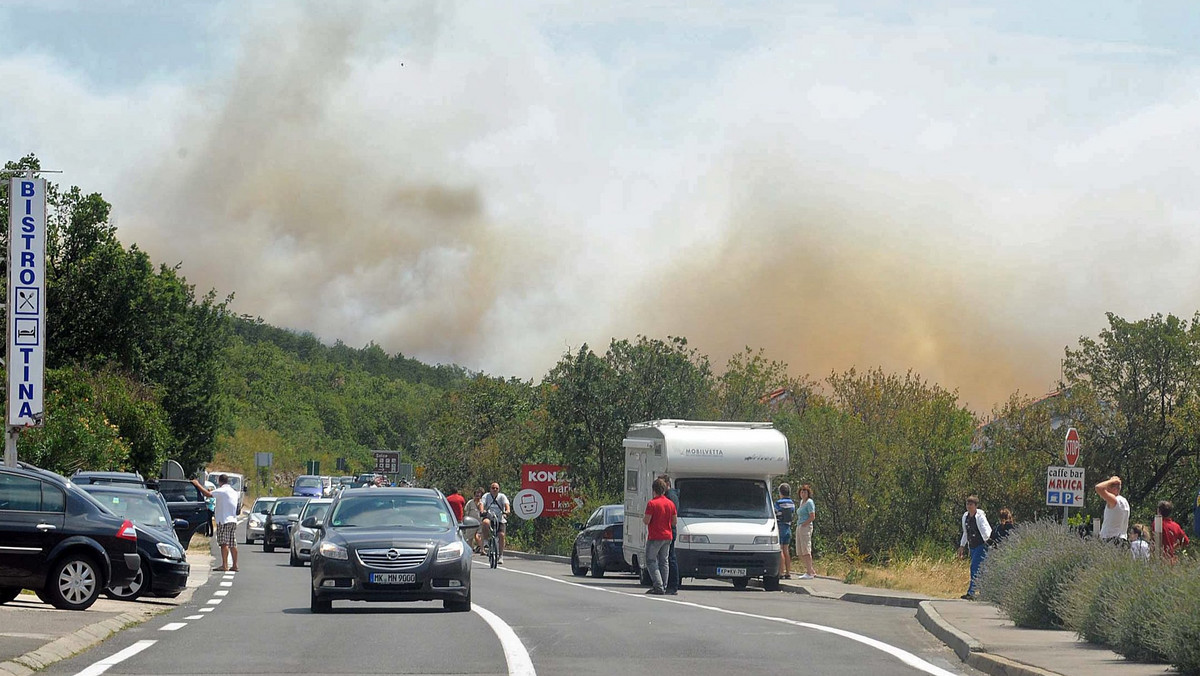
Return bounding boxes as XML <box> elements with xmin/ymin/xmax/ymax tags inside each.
<box><xmin>603</xmin><ymin>527</ymin><xmax>616</xmax><ymax>540</ymax></box>
<box><xmin>116</xmin><ymin>519</ymin><xmax>137</xmax><ymax>541</ymax></box>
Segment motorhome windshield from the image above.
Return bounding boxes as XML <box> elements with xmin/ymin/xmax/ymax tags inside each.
<box><xmin>676</xmin><ymin>478</ymin><xmax>772</xmax><ymax>519</ymax></box>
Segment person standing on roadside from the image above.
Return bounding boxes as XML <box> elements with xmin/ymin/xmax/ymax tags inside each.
<box><xmin>1095</xmin><ymin>476</ymin><xmax>1130</xmax><ymax>545</ymax></box>
<box><xmin>193</xmin><ymin>474</ymin><xmax>240</xmax><ymax>572</ymax></box>
<box><xmin>795</xmin><ymin>484</ymin><xmax>817</xmax><ymax>579</ymax></box>
<box><xmin>464</xmin><ymin>488</ymin><xmax>484</xmax><ymax>553</ymax></box>
<box><xmin>658</xmin><ymin>474</ymin><xmax>680</xmax><ymax>594</ymax></box>
<box><xmin>775</xmin><ymin>483</ymin><xmax>796</xmax><ymax>579</ymax></box>
<box><xmin>957</xmin><ymin>495</ymin><xmax>992</xmax><ymax>599</ymax></box>
<box><xmin>483</xmin><ymin>483</ymin><xmax>511</xmax><ymax>564</ymax></box>
<box><xmin>642</xmin><ymin>478</ymin><xmax>677</xmax><ymax>595</ymax></box>
<box><xmin>1130</xmin><ymin>524</ymin><xmax>1151</xmax><ymax>561</ymax></box>
<box><xmin>1157</xmin><ymin>501</ymin><xmax>1190</xmax><ymax>562</ymax></box>
<box><xmin>988</xmin><ymin>508</ymin><xmax>1015</xmax><ymax>548</ymax></box>
<box><xmin>445</xmin><ymin>487</ymin><xmax>466</xmax><ymax>522</ymax></box>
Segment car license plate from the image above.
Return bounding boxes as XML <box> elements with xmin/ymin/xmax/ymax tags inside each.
<box><xmin>716</xmin><ymin>567</ymin><xmax>747</xmax><ymax>577</ymax></box>
<box><xmin>370</xmin><ymin>573</ymin><xmax>416</xmax><ymax>584</ymax></box>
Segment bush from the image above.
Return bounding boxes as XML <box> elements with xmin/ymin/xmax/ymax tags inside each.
<box><xmin>1158</xmin><ymin>563</ymin><xmax>1200</xmax><ymax>675</ymax></box>
<box><xmin>1106</xmin><ymin>562</ymin><xmax>1180</xmax><ymax>663</ymax></box>
<box><xmin>1054</xmin><ymin>544</ymin><xmax>1143</xmax><ymax>645</ymax></box>
<box><xmin>978</xmin><ymin>519</ymin><xmax>1102</xmax><ymax>629</ymax></box>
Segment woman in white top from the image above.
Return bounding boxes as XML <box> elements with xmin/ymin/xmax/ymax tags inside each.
<box><xmin>1130</xmin><ymin>523</ymin><xmax>1151</xmax><ymax>561</ymax></box>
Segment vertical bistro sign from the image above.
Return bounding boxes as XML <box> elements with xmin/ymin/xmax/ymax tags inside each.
<box><xmin>8</xmin><ymin>177</ymin><xmax>46</xmax><ymax>427</ymax></box>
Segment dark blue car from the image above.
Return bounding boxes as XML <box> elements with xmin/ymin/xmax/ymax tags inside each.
<box><xmin>571</xmin><ymin>504</ymin><xmax>631</xmax><ymax>577</ymax></box>
<box><xmin>292</xmin><ymin>475</ymin><xmax>324</xmax><ymax>498</ymax></box>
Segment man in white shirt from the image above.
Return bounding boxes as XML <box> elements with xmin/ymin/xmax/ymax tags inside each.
<box><xmin>956</xmin><ymin>495</ymin><xmax>992</xmax><ymax>600</ymax></box>
<box><xmin>1095</xmin><ymin>475</ymin><xmax>1130</xmax><ymax>545</ymax></box>
<box><xmin>194</xmin><ymin>474</ymin><xmax>241</xmax><ymax>572</ymax></box>
<box><xmin>482</xmin><ymin>483</ymin><xmax>511</xmax><ymax>564</ymax></box>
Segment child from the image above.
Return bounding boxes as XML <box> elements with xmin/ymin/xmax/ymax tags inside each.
<box><xmin>1130</xmin><ymin>523</ymin><xmax>1150</xmax><ymax>561</ymax></box>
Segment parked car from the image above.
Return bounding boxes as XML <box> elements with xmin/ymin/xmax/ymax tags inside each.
<box><xmin>293</xmin><ymin>475</ymin><xmax>324</xmax><ymax>498</ymax></box>
<box><xmin>246</xmin><ymin>497</ymin><xmax>277</xmax><ymax>544</ymax></box>
<box><xmin>151</xmin><ymin>478</ymin><xmax>209</xmax><ymax>549</ymax></box>
<box><xmin>79</xmin><ymin>485</ymin><xmax>190</xmax><ymax>601</ymax></box>
<box><xmin>70</xmin><ymin>471</ymin><xmax>146</xmax><ymax>487</ymax></box>
<box><xmin>0</xmin><ymin>465</ymin><xmax>140</xmax><ymax>611</ymax></box>
<box><xmin>309</xmin><ymin>487</ymin><xmax>476</xmax><ymax>613</ymax></box>
<box><xmin>289</xmin><ymin>498</ymin><xmax>332</xmax><ymax>566</ymax></box>
<box><xmin>263</xmin><ymin>497</ymin><xmax>311</xmax><ymax>552</ymax></box>
<box><xmin>571</xmin><ymin>504</ymin><xmax>631</xmax><ymax>577</ymax></box>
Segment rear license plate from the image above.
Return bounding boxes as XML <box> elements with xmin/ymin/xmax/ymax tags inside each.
<box><xmin>716</xmin><ymin>567</ymin><xmax>747</xmax><ymax>577</ymax></box>
<box><xmin>371</xmin><ymin>573</ymin><xmax>416</xmax><ymax>584</ymax></box>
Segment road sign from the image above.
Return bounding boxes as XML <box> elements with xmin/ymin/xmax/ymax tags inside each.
<box><xmin>255</xmin><ymin>452</ymin><xmax>273</xmax><ymax>468</ymax></box>
<box><xmin>1064</xmin><ymin>427</ymin><xmax>1080</xmax><ymax>467</ymax></box>
<box><xmin>1046</xmin><ymin>466</ymin><xmax>1086</xmax><ymax>506</ymax></box>
<box><xmin>7</xmin><ymin>177</ymin><xmax>46</xmax><ymax>428</ymax></box>
<box><xmin>518</xmin><ymin>464</ymin><xmax>578</xmax><ymax>518</ymax></box>
<box><xmin>373</xmin><ymin>451</ymin><xmax>399</xmax><ymax>474</ymax></box>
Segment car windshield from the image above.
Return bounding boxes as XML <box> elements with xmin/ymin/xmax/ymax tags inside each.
<box><xmin>604</xmin><ymin>507</ymin><xmax>624</xmax><ymax>525</ymax></box>
<box><xmin>87</xmin><ymin>491</ymin><xmax>170</xmax><ymax>526</ymax></box>
<box><xmin>302</xmin><ymin>502</ymin><xmax>331</xmax><ymax>521</ymax></box>
<box><xmin>252</xmin><ymin>499</ymin><xmax>275</xmax><ymax>514</ymax></box>
<box><xmin>676</xmin><ymin>478</ymin><xmax>772</xmax><ymax>519</ymax></box>
<box><xmin>295</xmin><ymin>477</ymin><xmax>322</xmax><ymax>489</ymax></box>
<box><xmin>329</xmin><ymin>495</ymin><xmax>452</xmax><ymax>530</ymax></box>
<box><xmin>272</xmin><ymin>498</ymin><xmax>308</xmax><ymax>516</ymax></box>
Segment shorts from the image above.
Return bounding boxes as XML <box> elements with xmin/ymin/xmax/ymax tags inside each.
<box><xmin>779</xmin><ymin>523</ymin><xmax>792</xmax><ymax>546</ymax></box>
<box><xmin>483</xmin><ymin>516</ymin><xmax>506</xmax><ymax>534</ymax></box>
<box><xmin>216</xmin><ymin>522</ymin><xmax>238</xmax><ymax>547</ymax></box>
<box><xmin>796</xmin><ymin>522</ymin><xmax>813</xmax><ymax>556</ymax></box>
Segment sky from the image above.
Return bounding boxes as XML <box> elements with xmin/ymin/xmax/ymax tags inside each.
<box><xmin>2</xmin><ymin>1</ymin><xmax>1199</xmax><ymax>412</ymax></box>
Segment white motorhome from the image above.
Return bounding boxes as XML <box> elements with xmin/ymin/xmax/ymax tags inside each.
<box><xmin>622</xmin><ymin>420</ymin><xmax>789</xmax><ymax>591</ymax></box>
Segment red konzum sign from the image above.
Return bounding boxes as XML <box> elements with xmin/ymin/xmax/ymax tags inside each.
<box><xmin>518</xmin><ymin>464</ymin><xmax>577</xmax><ymax>518</ymax></box>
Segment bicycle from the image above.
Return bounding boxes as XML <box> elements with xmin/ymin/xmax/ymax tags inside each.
<box><xmin>485</xmin><ymin>512</ymin><xmax>501</xmax><ymax>569</ymax></box>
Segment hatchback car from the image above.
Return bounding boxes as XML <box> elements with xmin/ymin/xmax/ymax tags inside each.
<box><xmin>293</xmin><ymin>475</ymin><xmax>324</xmax><ymax>498</ymax></box>
<box><xmin>0</xmin><ymin>465</ymin><xmax>140</xmax><ymax>610</ymax></box>
<box><xmin>571</xmin><ymin>504</ymin><xmax>630</xmax><ymax>577</ymax></box>
<box><xmin>309</xmin><ymin>487</ymin><xmax>476</xmax><ymax>613</ymax></box>
<box><xmin>289</xmin><ymin>498</ymin><xmax>332</xmax><ymax>566</ymax></box>
<box><xmin>263</xmin><ymin>497</ymin><xmax>311</xmax><ymax>552</ymax></box>
<box><xmin>245</xmin><ymin>497</ymin><xmax>277</xmax><ymax>544</ymax></box>
<box><xmin>79</xmin><ymin>485</ymin><xmax>191</xmax><ymax>601</ymax></box>
<box><xmin>70</xmin><ymin>471</ymin><xmax>147</xmax><ymax>488</ymax></box>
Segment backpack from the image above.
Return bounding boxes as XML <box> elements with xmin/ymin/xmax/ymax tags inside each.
<box><xmin>776</xmin><ymin>498</ymin><xmax>795</xmax><ymax>524</ymax></box>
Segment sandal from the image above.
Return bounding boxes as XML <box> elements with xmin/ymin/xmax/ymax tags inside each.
<box><xmin>213</xmin><ymin>567</ymin><xmax>227</xmax><ymax>572</ymax></box>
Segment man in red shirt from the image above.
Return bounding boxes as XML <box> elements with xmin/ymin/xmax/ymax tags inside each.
<box><xmin>642</xmin><ymin>478</ymin><xmax>678</xmax><ymax>595</ymax></box>
<box><xmin>1158</xmin><ymin>501</ymin><xmax>1190</xmax><ymax>562</ymax></box>
<box><xmin>445</xmin><ymin>487</ymin><xmax>467</xmax><ymax>523</ymax></box>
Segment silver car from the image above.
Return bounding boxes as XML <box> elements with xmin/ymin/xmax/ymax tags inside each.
<box><xmin>289</xmin><ymin>498</ymin><xmax>332</xmax><ymax>566</ymax></box>
<box><xmin>245</xmin><ymin>497</ymin><xmax>277</xmax><ymax>544</ymax></box>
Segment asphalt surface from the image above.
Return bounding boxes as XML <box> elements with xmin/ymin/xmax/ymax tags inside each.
<box><xmin>33</xmin><ymin>524</ymin><xmax>976</xmax><ymax>676</ymax></box>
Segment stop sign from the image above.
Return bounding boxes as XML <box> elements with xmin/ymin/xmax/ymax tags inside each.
<box><xmin>1064</xmin><ymin>427</ymin><xmax>1080</xmax><ymax>467</ymax></box>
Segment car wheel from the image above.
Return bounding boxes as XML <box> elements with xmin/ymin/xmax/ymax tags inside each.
<box><xmin>570</xmin><ymin>551</ymin><xmax>587</xmax><ymax>577</ymax></box>
<box><xmin>0</xmin><ymin>587</ymin><xmax>20</xmax><ymax>605</ymax></box>
<box><xmin>637</xmin><ymin>559</ymin><xmax>651</xmax><ymax>587</ymax></box>
<box><xmin>589</xmin><ymin>547</ymin><xmax>605</xmax><ymax>578</ymax></box>
<box><xmin>264</xmin><ymin>542</ymin><xmax>275</xmax><ymax>553</ymax></box>
<box><xmin>245</xmin><ymin>534</ymin><xmax>253</xmax><ymax>545</ymax></box>
<box><xmin>289</xmin><ymin>550</ymin><xmax>302</xmax><ymax>567</ymax></box>
<box><xmin>444</xmin><ymin>587</ymin><xmax>471</xmax><ymax>612</ymax></box>
<box><xmin>47</xmin><ymin>554</ymin><xmax>102</xmax><ymax>610</ymax></box>
<box><xmin>106</xmin><ymin>559</ymin><xmax>148</xmax><ymax>601</ymax></box>
<box><xmin>732</xmin><ymin>577</ymin><xmax>750</xmax><ymax>590</ymax></box>
<box><xmin>762</xmin><ymin>575</ymin><xmax>781</xmax><ymax>592</ymax></box>
<box><xmin>310</xmin><ymin>588</ymin><xmax>331</xmax><ymax>614</ymax></box>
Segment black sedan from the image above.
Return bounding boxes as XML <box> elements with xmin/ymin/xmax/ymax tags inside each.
<box><xmin>0</xmin><ymin>465</ymin><xmax>139</xmax><ymax>610</ymax></box>
<box><xmin>309</xmin><ymin>487</ymin><xmax>476</xmax><ymax>613</ymax></box>
<box><xmin>264</xmin><ymin>497</ymin><xmax>311</xmax><ymax>552</ymax></box>
<box><xmin>79</xmin><ymin>485</ymin><xmax>191</xmax><ymax>601</ymax></box>
<box><xmin>571</xmin><ymin>504</ymin><xmax>630</xmax><ymax>577</ymax></box>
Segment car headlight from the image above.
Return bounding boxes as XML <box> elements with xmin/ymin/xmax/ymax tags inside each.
<box><xmin>299</xmin><ymin>531</ymin><xmax>316</xmax><ymax>542</ymax></box>
<box><xmin>157</xmin><ymin>542</ymin><xmax>182</xmax><ymax>559</ymax></box>
<box><xmin>753</xmin><ymin>536</ymin><xmax>779</xmax><ymax>545</ymax></box>
<box><xmin>318</xmin><ymin>541</ymin><xmax>348</xmax><ymax>560</ymax></box>
<box><xmin>678</xmin><ymin>534</ymin><xmax>709</xmax><ymax>544</ymax></box>
<box><xmin>436</xmin><ymin>540</ymin><xmax>465</xmax><ymax>562</ymax></box>
<box><xmin>271</xmin><ymin>523</ymin><xmax>284</xmax><ymax>530</ymax></box>
<box><xmin>250</xmin><ymin>516</ymin><xmax>263</xmax><ymax>527</ymax></box>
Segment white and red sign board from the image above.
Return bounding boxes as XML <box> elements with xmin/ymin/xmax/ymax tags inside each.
<box><xmin>7</xmin><ymin>177</ymin><xmax>46</xmax><ymax>428</ymax></box>
<box><xmin>1046</xmin><ymin>466</ymin><xmax>1086</xmax><ymax>507</ymax></box>
<box><xmin>516</xmin><ymin>464</ymin><xmax>578</xmax><ymax>519</ymax></box>
<box><xmin>1064</xmin><ymin>427</ymin><xmax>1080</xmax><ymax>467</ymax></box>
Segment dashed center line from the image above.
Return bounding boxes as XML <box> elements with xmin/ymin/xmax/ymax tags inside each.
<box><xmin>159</xmin><ymin>623</ymin><xmax>187</xmax><ymax>632</ymax></box>
<box><xmin>214</xmin><ymin>590</ymin><xmax>228</xmax><ymax>596</ymax></box>
<box><xmin>184</xmin><ymin>615</ymin><xmax>203</xmax><ymax>620</ymax></box>
<box><xmin>205</xmin><ymin>598</ymin><xmax>222</xmax><ymax>605</ymax></box>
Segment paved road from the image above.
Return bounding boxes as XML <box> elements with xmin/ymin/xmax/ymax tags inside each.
<box><xmin>39</xmin><ymin>526</ymin><xmax>978</xmax><ymax>676</ymax></box>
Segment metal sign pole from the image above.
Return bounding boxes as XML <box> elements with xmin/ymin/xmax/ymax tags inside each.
<box><xmin>3</xmin><ymin>429</ymin><xmax>15</xmax><ymax>467</ymax></box>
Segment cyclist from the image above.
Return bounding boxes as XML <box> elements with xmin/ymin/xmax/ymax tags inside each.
<box><xmin>482</xmin><ymin>482</ymin><xmax>511</xmax><ymax>564</ymax></box>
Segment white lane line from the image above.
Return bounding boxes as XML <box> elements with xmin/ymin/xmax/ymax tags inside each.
<box><xmin>214</xmin><ymin>590</ymin><xmax>229</xmax><ymax>596</ymax></box>
<box><xmin>504</xmin><ymin>568</ymin><xmax>957</xmax><ymax>676</ymax></box>
<box><xmin>184</xmin><ymin>615</ymin><xmax>204</xmax><ymax>620</ymax></box>
<box><xmin>220</xmin><ymin>581</ymin><xmax>233</xmax><ymax>587</ymax></box>
<box><xmin>205</xmin><ymin>598</ymin><xmax>222</xmax><ymax>605</ymax></box>
<box><xmin>198</xmin><ymin>607</ymin><xmax>214</xmax><ymax>613</ymax></box>
<box><xmin>159</xmin><ymin>623</ymin><xmax>187</xmax><ymax>631</ymax></box>
<box><xmin>473</xmin><ymin>604</ymin><xmax>536</xmax><ymax>676</ymax></box>
<box><xmin>72</xmin><ymin>639</ymin><xmax>156</xmax><ymax>676</ymax></box>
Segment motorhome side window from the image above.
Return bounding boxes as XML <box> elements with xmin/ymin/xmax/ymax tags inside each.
<box><xmin>675</xmin><ymin>478</ymin><xmax>773</xmax><ymax>519</ymax></box>
<box><xmin>626</xmin><ymin>470</ymin><xmax>638</xmax><ymax>492</ymax></box>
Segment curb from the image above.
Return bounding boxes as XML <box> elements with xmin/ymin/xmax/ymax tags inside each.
<box><xmin>917</xmin><ymin>602</ymin><xmax>1063</xmax><ymax>676</ymax></box>
<box><xmin>503</xmin><ymin>551</ymin><xmax>569</xmax><ymax>565</ymax></box>
<box><xmin>0</xmin><ymin>551</ymin><xmax>212</xmax><ymax>676</ymax></box>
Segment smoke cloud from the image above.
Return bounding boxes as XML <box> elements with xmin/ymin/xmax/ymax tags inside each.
<box><xmin>4</xmin><ymin>3</ymin><xmax>1200</xmax><ymax>410</ymax></box>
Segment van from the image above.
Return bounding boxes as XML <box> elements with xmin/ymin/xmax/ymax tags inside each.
<box><xmin>623</xmin><ymin>420</ymin><xmax>788</xmax><ymax>591</ymax></box>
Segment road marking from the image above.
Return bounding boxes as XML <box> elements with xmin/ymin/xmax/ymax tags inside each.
<box><xmin>72</xmin><ymin>639</ymin><xmax>156</xmax><ymax>676</ymax></box>
<box><xmin>205</xmin><ymin>598</ymin><xmax>222</xmax><ymax>605</ymax></box>
<box><xmin>199</xmin><ymin>607</ymin><xmax>214</xmax><ymax>613</ymax></box>
<box><xmin>505</xmin><ymin>569</ymin><xmax>958</xmax><ymax>676</ymax></box>
<box><xmin>473</xmin><ymin>604</ymin><xmax>536</xmax><ymax>676</ymax></box>
<box><xmin>184</xmin><ymin>615</ymin><xmax>203</xmax><ymax>620</ymax></box>
<box><xmin>214</xmin><ymin>590</ymin><xmax>229</xmax><ymax>596</ymax></box>
<box><xmin>159</xmin><ymin>623</ymin><xmax>187</xmax><ymax>631</ymax></box>
<box><xmin>220</xmin><ymin>581</ymin><xmax>233</xmax><ymax>586</ymax></box>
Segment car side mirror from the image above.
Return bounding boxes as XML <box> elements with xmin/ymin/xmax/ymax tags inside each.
<box><xmin>572</xmin><ymin>522</ymin><xmax>584</xmax><ymax>531</ymax></box>
<box><xmin>301</xmin><ymin>517</ymin><xmax>319</xmax><ymax>529</ymax></box>
<box><xmin>459</xmin><ymin>516</ymin><xmax>480</xmax><ymax>530</ymax></box>
<box><xmin>173</xmin><ymin>519</ymin><xmax>189</xmax><ymax>529</ymax></box>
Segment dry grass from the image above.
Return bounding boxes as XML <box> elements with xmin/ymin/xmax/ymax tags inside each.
<box><xmin>188</xmin><ymin>533</ymin><xmax>212</xmax><ymax>553</ymax></box>
<box><xmin>805</xmin><ymin>553</ymin><xmax>971</xmax><ymax>599</ymax></box>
